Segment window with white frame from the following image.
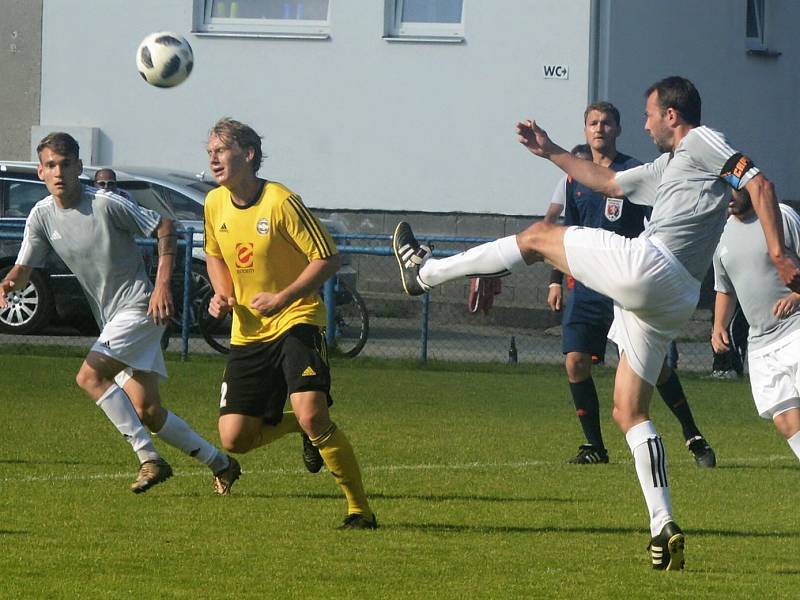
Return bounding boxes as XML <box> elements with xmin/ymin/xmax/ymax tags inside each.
<box><xmin>194</xmin><ymin>0</ymin><xmax>330</xmax><ymax>38</ymax></box>
<box><xmin>386</xmin><ymin>0</ymin><xmax>464</xmax><ymax>41</ymax></box>
<box><xmin>745</xmin><ymin>0</ymin><xmax>766</xmax><ymax>50</ymax></box>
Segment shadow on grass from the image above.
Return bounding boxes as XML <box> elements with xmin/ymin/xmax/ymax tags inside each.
<box><xmin>242</xmin><ymin>492</ymin><xmax>576</xmax><ymax>504</ymax></box>
<box><xmin>715</xmin><ymin>463</ymin><xmax>799</xmax><ymax>471</ymax></box>
<box><xmin>392</xmin><ymin>522</ymin><xmax>800</xmax><ymax>539</ymax></box>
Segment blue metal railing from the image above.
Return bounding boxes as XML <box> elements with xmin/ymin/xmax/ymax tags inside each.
<box><xmin>1</xmin><ymin>226</ymin><xmax>195</xmax><ymax>361</ymax></box>
<box><xmin>1</xmin><ymin>226</ymin><xmax>495</xmax><ymax>363</ymax></box>
<box><xmin>330</xmin><ymin>231</ymin><xmax>494</xmax><ymax>362</ymax></box>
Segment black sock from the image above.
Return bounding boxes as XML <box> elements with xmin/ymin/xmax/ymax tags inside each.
<box><xmin>657</xmin><ymin>371</ymin><xmax>701</xmax><ymax>441</ymax></box>
<box><xmin>569</xmin><ymin>378</ymin><xmax>604</xmax><ymax>449</ymax></box>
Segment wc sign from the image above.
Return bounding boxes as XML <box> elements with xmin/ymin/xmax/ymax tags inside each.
<box><xmin>543</xmin><ymin>65</ymin><xmax>569</xmax><ymax>79</ymax></box>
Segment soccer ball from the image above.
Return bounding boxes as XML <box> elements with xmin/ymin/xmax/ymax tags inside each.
<box><xmin>136</xmin><ymin>32</ymin><xmax>194</xmax><ymax>88</ymax></box>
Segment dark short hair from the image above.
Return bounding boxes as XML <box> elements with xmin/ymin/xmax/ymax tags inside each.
<box><xmin>94</xmin><ymin>168</ymin><xmax>117</xmax><ymax>182</ymax></box>
<box><xmin>645</xmin><ymin>76</ymin><xmax>701</xmax><ymax>126</ymax></box>
<box><xmin>570</xmin><ymin>143</ymin><xmax>591</xmax><ymax>156</ymax></box>
<box><xmin>36</xmin><ymin>132</ymin><xmax>80</xmax><ymax>161</ymax></box>
<box><xmin>210</xmin><ymin>118</ymin><xmax>263</xmax><ymax>173</ymax></box>
<box><xmin>583</xmin><ymin>101</ymin><xmax>621</xmax><ymax>127</ymax></box>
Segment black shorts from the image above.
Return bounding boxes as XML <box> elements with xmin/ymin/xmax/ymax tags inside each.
<box><xmin>219</xmin><ymin>324</ymin><xmax>332</xmax><ymax>424</ymax></box>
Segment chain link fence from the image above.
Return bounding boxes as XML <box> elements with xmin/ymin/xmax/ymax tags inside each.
<box><xmin>0</xmin><ymin>225</ymin><xmax>719</xmax><ymax>373</ymax></box>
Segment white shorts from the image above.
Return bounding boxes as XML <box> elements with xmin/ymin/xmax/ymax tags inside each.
<box><xmin>747</xmin><ymin>329</ymin><xmax>800</xmax><ymax>419</ymax></box>
<box><xmin>563</xmin><ymin>228</ymin><xmax>700</xmax><ymax>384</ymax></box>
<box><xmin>90</xmin><ymin>309</ymin><xmax>168</xmax><ymax>384</ymax></box>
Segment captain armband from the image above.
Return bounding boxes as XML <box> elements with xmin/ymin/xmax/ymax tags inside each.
<box><xmin>719</xmin><ymin>153</ymin><xmax>757</xmax><ymax>189</ymax></box>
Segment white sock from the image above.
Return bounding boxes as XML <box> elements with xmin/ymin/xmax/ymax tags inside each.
<box><xmin>96</xmin><ymin>384</ymin><xmax>160</xmax><ymax>464</ymax></box>
<box><xmin>156</xmin><ymin>411</ymin><xmax>227</xmax><ymax>472</ymax></box>
<box><xmin>419</xmin><ymin>235</ymin><xmax>525</xmax><ymax>287</ymax></box>
<box><xmin>626</xmin><ymin>420</ymin><xmax>674</xmax><ymax>537</ymax></box>
<box><xmin>787</xmin><ymin>431</ymin><xmax>800</xmax><ymax>460</ymax></box>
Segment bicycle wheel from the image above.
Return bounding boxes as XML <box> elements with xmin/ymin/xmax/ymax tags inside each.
<box><xmin>332</xmin><ymin>278</ymin><xmax>369</xmax><ymax>358</ymax></box>
<box><xmin>198</xmin><ymin>293</ymin><xmax>232</xmax><ymax>354</ymax></box>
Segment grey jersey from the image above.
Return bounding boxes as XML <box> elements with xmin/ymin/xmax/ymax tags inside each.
<box><xmin>616</xmin><ymin>126</ymin><xmax>760</xmax><ymax>282</ymax></box>
<box><xmin>713</xmin><ymin>204</ymin><xmax>800</xmax><ymax>351</ymax></box>
<box><xmin>17</xmin><ymin>186</ymin><xmax>162</xmax><ymax>327</ymax></box>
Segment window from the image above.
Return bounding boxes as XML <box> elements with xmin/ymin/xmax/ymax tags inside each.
<box><xmin>745</xmin><ymin>0</ymin><xmax>766</xmax><ymax>50</ymax></box>
<box><xmin>386</xmin><ymin>0</ymin><xmax>464</xmax><ymax>41</ymax></box>
<box><xmin>194</xmin><ymin>0</ymin><xmax>331</xmax><ymax>38</ymax></box>
<box><xmin>5</xmin><ymin>180</ymin><xmax>49</xmax><ymax>219</ymax></box>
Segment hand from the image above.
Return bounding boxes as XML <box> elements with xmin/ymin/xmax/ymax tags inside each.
<box><xmin>516</xmin><ymin>119</ymin><xmax>552</xmax><ymax>158</ymax></box>
<box><xmin>547</xmin><ymin>285</ymin><xmax>562</xmax><ymax>312</ymax></box>
<box><xmin>147</xmin><ymin>283</ymin><xmax>174</xmax><ymax>325</ymax></box>
<box><xmin>208</xmin><ymin>293</ymin><xmax>235</xmax><ymax>319</ymax></box>
<box><xmin>0</xmin><ymin>279</ymin><xmax>14</xmax><ymax>308</ymax></box>
<box><xmin>710</xmin><ymin>326</ymin><xmax>731</xmax><ymax>354</ymax></box>
<box><xmin>773</xmin><ymin>293</ymin><xmax>800</xmax><ymax>319</ymax></box>
<box><xmin>773</xmin><ymin>253</ymin><xmax>800</xmax><ymax>293</ymax></box>
<box><xmin>250</xmin><ymin>292</ymin><xmax>288</xmax><ymax>317</ymax></box>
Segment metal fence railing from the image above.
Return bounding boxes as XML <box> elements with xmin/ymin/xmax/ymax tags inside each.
<box><xmin>0</xmin><ymin>226</ymin><xmax>719</xmax><ymax>373</ymax></box>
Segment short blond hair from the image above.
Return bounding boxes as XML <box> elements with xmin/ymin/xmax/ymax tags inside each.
<box><xmin>210</xmin><ymin>118</ymin><xmax>263</xmax><ymax>173</ymax></box>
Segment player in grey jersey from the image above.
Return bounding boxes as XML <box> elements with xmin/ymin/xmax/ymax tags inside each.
<box><xmin>392</xmin><ymin>76</ymin><xmax>800</xmax><ymax>570</ymax></box>
<box><xmin>712</xmin><ymin>189</ymin><xmax>800</xmax><ymax>461</ymax></box>
<box><xmin>0</xmin><ymin>132</ymin><xmax>240</xmax><ymax>494</ymax></box>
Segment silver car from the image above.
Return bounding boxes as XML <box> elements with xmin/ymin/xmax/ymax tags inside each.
<box><xmin>0</xmin><ymin>161</ymin><xmax>353</xmax><ymax>334</ymax></box>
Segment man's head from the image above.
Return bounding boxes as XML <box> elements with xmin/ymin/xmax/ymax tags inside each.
<box><xmin>36</xmin><ymin>132</ymin><xmax>83</xmax><ymax>201</ymax></box>
<box><xmin>729</xmin><ymin>187</ymin><xmax>754</xmax><ymax>219</ymax></box>
<box><xmin>93</xmin><ymin>168</ymin><xmax>119</xmax><ymax>192</ymax></box>
<box><xmin>570</xmin><ymin>143</ymin><xmax>592</xmax><ymax>161</ymax></box>
<box><xmin>644</xmin><ymin>76</ymin><xmax>701</xmax><ymax>152</ymax></box>
<box><xmin>207</xmin><ymin>118</ymin><xmax>263</xmax><ymax>186</ymax></box>
<box><xmin>583</xmin><ymin>101</ymin><xmax>621</xmax><ymax>155</ymax></box>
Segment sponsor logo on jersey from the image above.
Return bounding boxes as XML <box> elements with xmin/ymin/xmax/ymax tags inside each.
<box><xmin>301</xmin><ymin>366</ymin><xmax>317</xmax><ymax>377</ymax></box>
<box><xmin>235</xmin><ymin>242</ymin><xmax>254</xmax><ymax>268</ymax></box>
<box><xmin>604</xmin><ymin>197</ymin><xmax>623</xmax><ymax>222</ymax></box>
<box><xmin>100</xmin><ymin>339</ymin><xmax>111</xmax><ymax>349</ymax></box>
<box><xmin>256</xmin><ymin>218</ymin><xmax>270</xmax><ymax>236</ymax></box>
<box><xmin>50</xmin><ymin>230</ymin><xmax>62</xmax><ymax>240</ymax></box>
<box><xmin>219</xmin><ymin>223</ymin><xmax>228</xmax><ymax>233</ymax></box>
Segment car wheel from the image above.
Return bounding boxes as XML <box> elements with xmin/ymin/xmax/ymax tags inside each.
<box><xmin>0</xmin><ymin>267</ymin><xmax>55</xmax><ymax>334</ymax></box>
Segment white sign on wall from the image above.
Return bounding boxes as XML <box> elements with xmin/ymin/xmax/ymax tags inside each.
<box><xmin>543</xmin><ymin>65</ymin><xmax>569</xmax><ymax>79</ymax></box>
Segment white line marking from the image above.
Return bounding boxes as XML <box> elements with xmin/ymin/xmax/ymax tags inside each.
<box><xmin>2</xmin><ymin>455</ymin><xmax>795</xmax><ymax>485</ymax></box>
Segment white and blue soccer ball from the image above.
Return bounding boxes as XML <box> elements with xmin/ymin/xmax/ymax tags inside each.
<box><xmin>136</xmin><ymin>32</ymin><xmax>194</xmax><ymax>88</ymax></box>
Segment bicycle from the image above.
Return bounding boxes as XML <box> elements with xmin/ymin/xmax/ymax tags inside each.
<box><xmin>197</xmin><ymin>275</ymin><xmax>369</xmax><ymax>357</ymax></box>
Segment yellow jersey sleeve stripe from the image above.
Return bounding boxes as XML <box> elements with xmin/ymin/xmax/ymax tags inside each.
<box><xmin>286</xmin><ymin>194</ymin><xmax>334</xmax><ymax>258</ymax></box>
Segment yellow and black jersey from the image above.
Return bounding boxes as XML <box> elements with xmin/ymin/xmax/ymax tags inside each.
<box><xmin>204</xmin><ymin>181</ymin><xmax>337</xmax><ymax>344</ymax></box>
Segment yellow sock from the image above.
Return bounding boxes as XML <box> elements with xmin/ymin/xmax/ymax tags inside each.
<box><xmin>254</xmin><ymin>411</ymin><xmax>302</xmax><ymax>448</ymax></box>
<box><xmin>312</xmin><ymin>423</ymin><xmax>372</xmax><ymax>518</ymax></box>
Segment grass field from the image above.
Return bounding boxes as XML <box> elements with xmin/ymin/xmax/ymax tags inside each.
<box><xmin>1</xmin><ymin>349</ymin><xmax>798</xmax><ymax>599</ymax></box>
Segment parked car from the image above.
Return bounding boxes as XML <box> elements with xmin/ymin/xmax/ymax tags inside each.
<box><xmin>0</xmin><ymin>161</ymin><xmax>355</xmax><ymax>335</ymax></box>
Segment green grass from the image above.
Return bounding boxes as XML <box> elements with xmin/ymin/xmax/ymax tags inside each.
<box><xmin>1</xmin><ymin>353</ymin><xmax>798</xmax><ymax>599</ymax></box>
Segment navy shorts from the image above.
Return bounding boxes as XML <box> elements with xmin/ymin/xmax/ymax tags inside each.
<box><xmin>219</xmin><ymin>324</ymin><xmax>332</xmax><ymax>424</ymax></box>
<box><xmin>562</xmin><ymin>290</ymin><xmax>680</xmax><ymax>368</ymax></box>
<box><xmin>562</xmin><ymin>288</ymin><xmax>613</xmax><ymax>360</ymax></box>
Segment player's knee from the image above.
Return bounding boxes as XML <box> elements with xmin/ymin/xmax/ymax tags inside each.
<box><xmin>75</xmin><ymin>365</ymin><xmax>101</xmax><ymax>393</ymax></box>
<box><xmin>296</xmin><ymin>411</ymin><xmax>331</xmax><ymax>439</ymax></box>
<box><xmin>219</xmin><ymin>430</ymin><xmax>254</xmax><ymax>454</ymax></box>
<box><xmin>517</xmin><ymin>221</ymin><xmax>547</xmax><ymax>253</ymax></box>
<box><xmin>139</xmin><ymin>404</ymin><xmax>167</xmax><ymax>432</ymax></box>
<box><xmin>565</xmin><ymin>353</ymin><xmax>591</xmax><ymax>381</ymax></box>
<box><xmin>611</xmin><ymin>403</ymin><xmax>635</xmax><ymax>432</ymax></box>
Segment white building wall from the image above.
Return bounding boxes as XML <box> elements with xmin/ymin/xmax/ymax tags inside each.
<box><xmin>39</xmin><ymin>0</ymin><xmax>593</xmax><ymax>215</ymax></box>
<box><xmin>594</xmin><ymin>0</ymin><xmax>799</xmax><ymax>199</ymax></box>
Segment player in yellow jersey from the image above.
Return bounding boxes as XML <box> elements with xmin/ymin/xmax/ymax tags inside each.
<box><xmin>203</xmin><ymin>118</ymin><xmax>376</xmax><ymax>529</ymax></box>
